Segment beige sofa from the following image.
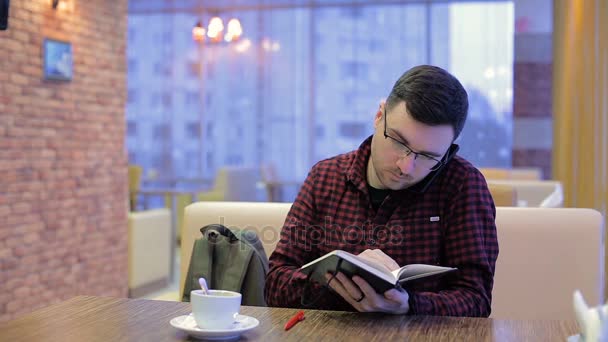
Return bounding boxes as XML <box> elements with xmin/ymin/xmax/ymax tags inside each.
<box><xmin>487</xmin><ymin>183</ymin><xmax>518</xmax><ymax>206</ymax></box>
<box><xmin>198</xmin><ymin>166</ymin><xmax>259</xmax><ymax>202</ymax></box>
<box><xmin>486</xmin><ymin>180</ymin><xmax>564</xmax><ymax>207</ymax></box>
<box><xmin>492</xmin><ymin>207</ymin><xmax>604</xmax><ymax>320</ymax></box>
<box><xmin>480</xmin><ymin>167</ymin><xmax>542</xmax><ymax>181</ymax></box>
<box><xmin>181</xmin><ymin>202</ymin><xmax>604</xmax><ymax>320</ymax></box>
<box><xmin>128</xmin><ymin>208</ymin><xmax>172</xmax><ymax>297</ymax></box>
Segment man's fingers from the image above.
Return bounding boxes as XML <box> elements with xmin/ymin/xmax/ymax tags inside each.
<box><xmin>383</xmin><ymin>288</ymin><xmax>405</xmax><ymax>303</ymax></box>
<box><xmin>371</xmin><ymin>250</ymin><xmax>400</xmax><ymax>271</ymax></box>
<box><xmin>335</xmin><ymin>272</ymin><xmax>364</xmax><ymax>300</ymax></box>
<box><xmin>351</xmin><ymin>275</ymin><xmax>376</xmax><ymax>298</ymax></box>
<box><xmin>325</xmin><ymin>273</ymin><xmax>361</xmax><ymax>308</ymax></box>
<box><xmin>324</xmin><ymin>273</ymin><xmax>410</xmax><ymax>314</ymax></box>
<box><xmin>359</xmin><ymin>249</ymin><xmax>400</xmax><ymax>271</ymax></box>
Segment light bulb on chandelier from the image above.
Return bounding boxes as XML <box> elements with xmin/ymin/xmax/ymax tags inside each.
<box><xmin>192</xmin><ymin>21</ymin><xmax>206</xmax><ymax>42</ymax></box>
<box><xmin>192</xmin><ymin>16</ymin><xmax>243</xmax><ymax>44</ymax></box>
<box><xmin>207</xmin><ymin>16</ymin><xmax>224</xmax><ymax>42</ymax></box>
<box><xmin>224</xmin><ymin>18</ymin><xmax>242</xmax><ymax>42</ymax></box>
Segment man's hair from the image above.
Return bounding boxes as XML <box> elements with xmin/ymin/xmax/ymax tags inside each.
<box><xmin>385</xmin><ymin>65</ymin><xmax>469</xmax><ymax>140</ymax></box>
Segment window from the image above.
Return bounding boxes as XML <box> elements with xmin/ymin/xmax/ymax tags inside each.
<box><xmin>225</xmin><ymin>155</ymin><xmax>243</xmax><ymax>165</ymax></box>
<box><xmin>162</xmin><ymin>93</ymin><xmax>172</xmax><ymax>107</ymax></box>
<box><xmin>340</xmin><ymin>7</ymin><xmax>364</xmax><ymax>18</ymax></box>
<box><xmin>188</xmin><ymin>61</ymin><xmax>202</xmax><ymax>77</ymax></box>
<box><xmin>206</xmin><ymin>122</ymin><xmax>214</xmax><ymax>138</ymax></box>
<box><xmin>128</xmin><ymin>89</ymin><xmax>137</xmax><ymax>103</ymax></box>
<box><xmin>128</xmin><ymin>151</ymin><xmax>137</xmax><ymax>163</ymax></box>
<box><xmin>316</xmin><ymin>125</ymin><xmax>325</xmax><ymax>138</ymax></box>
<box><xmin>343</xmin><ymin>91</ymin><xmax>356</xmax><ymax>106</ymax></box>
<box><xmin>127</xmin><ymin>2</ymin><xmax>515</xmax><ymax>188</ymax></box>
<box><xmin>127</xmin><ymin>121</ymin><xmax>137</xmax><ymax>136</ymax></box>
<box><xmin>153</xmin><ymin>124</ymin><xmax>171</xmax><ymax>140</ymax></box>
<box><xmin>229</xmin><ymin>108</ymin><xmax>241</xmax><ymax>120</ymax></box>
<box><xmin>339</xmin><ymin>122</ymin><xmax>366</xmax><ymax>139</ymax></box>
<box><xmin>206</xmin><ymin>151</ymin><xmax>214</xmax><ymax>171</ymax></box>
<box><xmin>152</xmin><ymin>62</ymin><xmax>172</xmax><ymax>77</ymax></box>
<box><xmin>128</xmin><ymin>59</ymin><xmax>137</xmax><ymax>73</ymax></box>
<box><xmin>185</xmin><ymin>91</ymin><xmax>199</xmax><ymax>106</ymax></box>
<box><xmin>186</xmin><ymin>122</ymin><xmax>200</xmax><ymax>138</ymax></box>
<box><xmin>150</xmin><ymin>94</ymin><xmax>161</xmax><ymax>107</ymax></box>
<box><xmin>206</xmin><ymin>62</ymin><xmax>215</xmax><ymax>79</ymax></box>
<box><xmin>368</xmin><ymin>40</ymin><xmax>384</xmax><ymax>52</ymax></box>
<box><xmin>206</xmin><ymin>93</ymin><xmax>212</xmax><ymax>107</ymax></box>
<box><xmin>316</xmin><ymin>63</ymin><xmax>327</xmax><ymax>81</ymax></box>
<box><xmin>128</xmin><ymin>27</ymin><xmax>136</xmax><ymax>44</ymax></box>
<box><xmin>154</xmin><ymin>62</ymin><xmax>163</xmax><ymax>74</ymax></box>
<box><xmin>162</xmin><ymin>31</ymin><xmax>172</xmax><ymax>44</ymax></box>
<box><xmin>340</xmin><ymin>61</ymin><xmax>369</xmax><ymax>79</ymax></box>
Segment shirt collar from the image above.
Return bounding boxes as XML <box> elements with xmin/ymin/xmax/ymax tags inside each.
<box><xmin>345</xmin><ymin>135</ymin><xmax>373</xmax><ymax>193</ymax></box>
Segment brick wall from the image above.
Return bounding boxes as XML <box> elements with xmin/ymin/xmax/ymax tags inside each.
<box><xmin>513</xmin><ymin>61</ymin><xmax>553</xmax><ymax>178</ymax></box>
<box><xmin>0</xmin><ymin>0</ymin><xmax>128</xmax><ymax>322</ymax></box>
<box><xmin>512</xmin><ymin>59</ymin><xmax>553</xmax><ymax>178</ymax></box>
<box><xmin>512</xmin><ymin>1</ymin><xmax>553</xmax><ymax>179</ymax></box>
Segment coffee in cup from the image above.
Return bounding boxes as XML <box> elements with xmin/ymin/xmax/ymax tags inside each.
<box><xmin>190</xmin><ymin>289</ymin><xmax>242</xmax><ymax>329</ymax></box>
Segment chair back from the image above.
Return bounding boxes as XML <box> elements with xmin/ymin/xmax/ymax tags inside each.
<box><xmin>180</xmin><ymin>202</ymin><xmax>605</xmax><ymax>321</ymax></box>
<box><xmin>128</xmin><ymin>165</ymin><xmax>143</xmax><ymax>211</ymax></box>
<box><xmin>260</xmin><ymin>163</ymin><xmax>280</xmax><ymax>201</ymax></box>
<box><xmin>491</xmin><ymin>207</ymin><xmax>604</xmax><ymax>320</ymax></box>
<box><xmin>128</xmin><ymin>208</ymin><xmax>171</xmax><ymax>296</ymax></box>
<box><xmin>480</xmin><ymin>167</ymin><xmax>542</xmax><ymax>180</ymax></box>
<box><xmin>224</xmin><ymin>167</ymin><xmax>258</xmax><ymax>201</ymax></box>
<box><xmin>180</xmin><ymin>201</ymin><xmax>292</xmax><ymax>299</ymax></box>
<box><xmin>488</xmin><ymin>183</ymin><xmax>517</xmax><ymax>206</ymax></box>
<box><xmin>487</xmin><ymin>180</ymin><xmax>563</xmax><ymax>207</ymax></box>
<box><xmin>480</xmin><ymin>167</ymin><xmax>511</xmax><ymax>180</ymax></box>
<box><xmin>260</xmin><ymin>163</ymin><xmax>279</xmax><ymax>183</ymax></box>
<box><xmin>198</xmin><ymin>167</ymin><xmax>259</xmax><ymax>202</ymax></box>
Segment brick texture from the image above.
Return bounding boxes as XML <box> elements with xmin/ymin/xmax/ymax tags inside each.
<box><xmin>513</xmin><ymin>62</ymin><xmax>553</xmax><ymax>118</ymax></box>
<box><xmin>0</xmin><ymin>1</ymin><xmax>128</xmax><ymax>322</ymax></box>
<box><xmin>512</xmin><ymin>61</ymin><xmax>553</xmax><ymax>178</ymax></box>
<box><xmin>513</xmin><ymin>148</ymin><xmax>552</xmax><ymax>180</ymax></box>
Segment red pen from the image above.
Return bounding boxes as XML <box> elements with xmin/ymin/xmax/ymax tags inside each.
<box><xmin>284</xmin><ymin>310</ymin><xmax>305</xmax><ymax>331</ymax></box>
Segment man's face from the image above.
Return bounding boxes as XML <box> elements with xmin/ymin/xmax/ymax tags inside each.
<box><xmin>368</xmin><ymin>101</ymin><xmax>454</xmax><ymax>190</ymax></box>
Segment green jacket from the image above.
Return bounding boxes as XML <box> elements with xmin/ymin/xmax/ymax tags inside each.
<box><xmin>182</xmin><ymin>224</ymin><xmax>269</xmax><ymax>306</ymax></box>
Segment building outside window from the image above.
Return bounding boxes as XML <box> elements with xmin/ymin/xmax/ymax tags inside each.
<box><xmin>127</xmin><ymin>0</ymin><xmax>514</xmax><ymax>201</ymax></box>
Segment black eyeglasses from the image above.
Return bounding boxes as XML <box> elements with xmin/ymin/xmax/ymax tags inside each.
<box><xmin>383</xmin><ymin>108</ymin><xmax>445</xmax><ymax>171</ymax></box>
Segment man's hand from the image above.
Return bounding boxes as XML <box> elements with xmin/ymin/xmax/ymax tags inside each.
<box><xmin>357</xmin><ymin>249</ymin><xmax>400</xmax><ymax>272</ymax></box>
<box><xmin>324</xmin><ymin>249</ymin><xmax>409</xmax><ymax>314</ymax></box>
<box><xmin>325</xmin><ymin>272</ymin><xmax>410</xmax><ymax>314</ymax></box>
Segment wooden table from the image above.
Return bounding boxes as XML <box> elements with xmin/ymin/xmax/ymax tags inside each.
<box><xmin>0</xmin><ymin>296</ymin><xmax>579</xmax><ymax>341</ymax></box>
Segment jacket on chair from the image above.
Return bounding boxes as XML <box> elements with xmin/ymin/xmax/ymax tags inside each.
<box><xmin>182</xmin><ymin>224</ymin><xmax>269</xmax><ymax>306</ymax></box>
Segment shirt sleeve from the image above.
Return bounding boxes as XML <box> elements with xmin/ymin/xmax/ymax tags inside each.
<box><xmin>408</xmin><ymin>168</ymin><xmax>499</xmax><ymax>317</ymax></box>
<box><xmin>264</xmin><ymin>165</ymin><xmax>350</xmax><ymax>310</ymax></box>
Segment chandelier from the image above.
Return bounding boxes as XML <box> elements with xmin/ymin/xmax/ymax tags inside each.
<box><xmin>192</xmin><ymin>16</ymin><xmax>243</xmax><ymax>43</ymax></box>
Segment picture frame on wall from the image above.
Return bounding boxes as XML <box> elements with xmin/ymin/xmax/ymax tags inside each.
<box><xmin>43</xmin><ymin>38</ymin><xmax>73</xmax><ymax>81</ymax></box>
<box><xmin>0</xmin><ymin>0</ymin><xmax>9</xmax><ymax>31</ymax></box>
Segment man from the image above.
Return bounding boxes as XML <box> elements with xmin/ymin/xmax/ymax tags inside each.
<box><xmin>264</xmin><ymin>65</ymin><xmax>498</xmax><ymax>317</ymax></box>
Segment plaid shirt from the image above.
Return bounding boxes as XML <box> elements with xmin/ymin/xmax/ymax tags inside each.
<box><xmin>265</xmin><ymin>136</ymin><xmax>498</xmax><ymax>317</ymax></box>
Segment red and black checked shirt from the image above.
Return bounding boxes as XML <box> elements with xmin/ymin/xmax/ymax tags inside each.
<box><xmin>264</xmin><ymin>136</ymin><xmax>499</xmax><ymax>317</ymax></box>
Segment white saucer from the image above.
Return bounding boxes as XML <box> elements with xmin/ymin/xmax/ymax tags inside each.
<box><xmin>170</xmin><ymin>313</ymin><xmax>259</xmax><ymax>340</ymax></box>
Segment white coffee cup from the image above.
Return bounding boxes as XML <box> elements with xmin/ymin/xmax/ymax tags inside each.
<box><xmin>191</xmin><ymin>289</ymin><xmax>242</xmax><ymax>330</ymax></box>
